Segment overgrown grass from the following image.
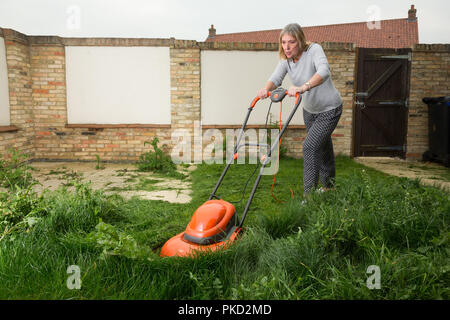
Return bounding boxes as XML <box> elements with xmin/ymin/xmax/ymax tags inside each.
<box><xmin>0</xmin><ymin>155</ymin><xmax>448</xmax><ymax>299</ymax></box>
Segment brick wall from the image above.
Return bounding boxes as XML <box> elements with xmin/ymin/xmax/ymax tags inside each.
<box><xmin>30</xmin><ymin>37</ymin><xmax>173</xmax><ymax>162</ymax></box>
<box><xmin>0</xmin><ymin>27</ymin><xmax>446</xmax><ymax>164</ymax></box>
<box><xmin>31</xmin><ymin>37</ymin><xmax>67</xmax><ymax>159</ymax></box>
<box><xmin>312</xmin><ymin>42</ymin><xmax>356</xmax><ymax>157</ymax></box>
<box><xmin>0</xmin><ymin>29</ymin><xmax>34</xmax><ymax>159</ymax></box>
<box><xmin>170</xmin><ymin>40</ymin><xmax>201</xmax><ymax>162</ymax></box>
<box><xmin>407</xmin><ymin>44</ymin><xmax>450</xmax><ymax>160</ymax></box>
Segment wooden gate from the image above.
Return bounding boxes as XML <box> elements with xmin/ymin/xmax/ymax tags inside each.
<box><xmin>353</xmin><ymin>48</ymin><xmax>411</xmax><ymax>158</ymax></box>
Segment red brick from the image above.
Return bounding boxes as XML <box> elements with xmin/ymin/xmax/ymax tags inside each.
<box><xmin>48</xmin><ymin>81</ymin><xmax>65</xmax><ymax>86</ymax></box>
<box><xmin>36</xmin><ymin>131</ymin><xmax>52</xmax><ymax>136</ymax></box>
<box><xmin>33</xmin><ymin>89</ymin><xmax>49</xmax><ymax>94</ymax></box>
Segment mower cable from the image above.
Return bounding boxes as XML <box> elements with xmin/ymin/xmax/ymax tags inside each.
<box><xmin>269</xmin><ymin>101</ymin><xmax>294</xmax><ymax>203</ymax></box>
<box><xmin>227</xmin><ymin>100</ymin><xmax>275</xmax><ymax>205</ymax></box>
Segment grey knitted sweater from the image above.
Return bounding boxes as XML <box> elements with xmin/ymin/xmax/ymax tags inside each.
<box><xmin>269</xmin><ymin>43</ymin><xmax>342</xmax><ymax>114</ymax></box>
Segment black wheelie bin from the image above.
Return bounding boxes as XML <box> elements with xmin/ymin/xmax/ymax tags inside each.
<box><xmin>422</xmin><ymin>96</ymin><xmax>450</xmax><ymax>167</ymax></box>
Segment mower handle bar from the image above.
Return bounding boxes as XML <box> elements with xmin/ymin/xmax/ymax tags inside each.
<box><xmin>250</xmin><ymin>90</ymin><xmax>300</xmax><ymax>109</ymax></box>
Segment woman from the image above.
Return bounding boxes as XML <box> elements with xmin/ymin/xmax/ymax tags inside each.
<box><xmin>257</xmin><ymin>23</ymin><xmax>342</xmax><ymax>196</ymax></box>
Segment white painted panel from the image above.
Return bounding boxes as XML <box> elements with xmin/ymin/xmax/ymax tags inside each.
<box><xmin>66</xmin><ymin>46</ymin><xmax>170</xmax><ymax>124</ymax></box>
<box><xmin>201</xmin><ymin>50</ymin><xmax>303</xmax><ymax>125</ymax></box>
<box><xmin>0</xmin><ymin>37</ymin><xmax>10</xmax><ymax>126</ymax></box>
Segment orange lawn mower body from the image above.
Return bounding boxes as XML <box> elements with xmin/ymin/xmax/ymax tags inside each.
<box><xmin>160</xmin><ymin>88</ymin><xmax>301</xmax><ymax>258</ymax></box>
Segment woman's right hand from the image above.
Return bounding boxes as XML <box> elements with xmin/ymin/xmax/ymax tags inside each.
<box><xmin>257</xmin><ymin>88</ymin><xmax>269</xmax><ymax>99</ymax></box>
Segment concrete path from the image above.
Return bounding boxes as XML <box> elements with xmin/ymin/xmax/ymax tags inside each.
<box><xmin>354</xmin><ymin>157</ymin><xmax>450</xmax><ymax>192</ymax></box>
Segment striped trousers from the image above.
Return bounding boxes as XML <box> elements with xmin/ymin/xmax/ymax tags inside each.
<box><xmin>302</xmin><ymin>105</ymin><xmax>342</xmax><ymax>195</ymax></box>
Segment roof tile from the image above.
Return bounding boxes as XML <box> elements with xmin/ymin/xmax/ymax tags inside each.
<box><xmin>206</xmin><ymin>19</ymin><xmax>418</xmax><ymax>48</ymax></box>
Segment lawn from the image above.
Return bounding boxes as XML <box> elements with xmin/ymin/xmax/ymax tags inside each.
<box><xmin>0</xmin><ymin>154</ymin><xmax>448</xmax><ymax>299</ymax></box>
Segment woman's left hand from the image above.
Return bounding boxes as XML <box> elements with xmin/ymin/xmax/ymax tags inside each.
<box><xmin>288</xmin><ymin>85</ymin><xmax>307</xmax><ymax>97</ymax></box>
<box><xmin>288</xmin><ymin>86</ymin><xmax>301</xmax><ymax>97</ymax></box>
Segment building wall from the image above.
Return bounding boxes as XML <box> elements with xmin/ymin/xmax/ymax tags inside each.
<box><xmin>32</xmin><ymin>37</ymin><xmax>174</xmax><ymax>161</ymax></box>
<box><xmin>319</xmin><ymin>42</ymin><xmax>356</xmax><ymax>158</ymax></box>
<box><xmin>170</xmin><ymin>41</ymin><xmax>202</xmax><ymax>162</ymax></box>
<box><xmin>0</xmin><ymin>29</ymin><xmax>34</xmax><ymax>159</ymax></box>
<box><xmin>30</xmin><ymin>37</ymin><xmax>68</xmax><ymax>160</ymax></box>
<box><xmin>0</xmin><ymin>27</ymin><xmax>447</xmax><ymax>164</ymax></box>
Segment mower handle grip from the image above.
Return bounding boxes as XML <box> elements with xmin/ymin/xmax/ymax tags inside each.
<box><xmin>250</xmin><ymin>90</ymin><xmax>300</xmax><ymax>109</ymax></box>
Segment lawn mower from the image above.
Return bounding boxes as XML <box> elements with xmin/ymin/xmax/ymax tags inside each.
<box><xmin>160</xmin><ymin>88</ymin><xmax>302</xmax><ymax>257</ymax></box>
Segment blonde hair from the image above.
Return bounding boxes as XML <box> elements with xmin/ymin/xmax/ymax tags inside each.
<box><xmin>278</xmin><ymin>23</ymin><xmax>310</xmax><ymax>60</ymax></box>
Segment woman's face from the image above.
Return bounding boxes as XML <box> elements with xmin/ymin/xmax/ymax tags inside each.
<box><xmin>281</xmin><ymin>34</ymin><xmax>300</xmax><ymax>60</ymax></box>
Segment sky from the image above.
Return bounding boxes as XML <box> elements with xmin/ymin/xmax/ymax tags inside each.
<box><xmin>0</xmin><ymin>0</ymin><xmax>449</xmax><ymax>44</ymax></box>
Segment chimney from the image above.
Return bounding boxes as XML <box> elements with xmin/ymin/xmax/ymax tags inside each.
<box><xmin>208</xmin><ymin>24</ymin><xmax>216</xmax><ymax>38</ymax></box>
<box><xmin>408</xmin><ymin>5</ymin><xmax>417</xmax><ymax>22</ymax></box>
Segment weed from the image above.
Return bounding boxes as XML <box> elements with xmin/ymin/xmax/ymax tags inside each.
<box><xmin>95</xmin><ymin>155</ymin><xmax>105</xmax><ymax>170</ymax></box>
<box><xmin>86</xmin><ymin>220</ymin><xmax>157</xmax><ymax>261</ymax></box>
<box><xmin>48</xmin><ymin>169</ymin><xmax>67</xmax><ymax>175</ymax></box>
<box><xmin>0</xmin><ymin>148</ymin><xmax>35</xmax><ymax>189</ymax></box>
<box><xmin>136</xmin><ymin>137</ymin><xmax>176</xmax><ymax>173</ymax></box>
<box><xmin>0</xmin><ymin>185</ymin><xmax>47</xmax><ymax>241</ymax></box>
<box><xmin>62</xmin><ymin>170</ymin><xmax>83</xmax><ymax>186</ymax></box>
<box><xmin>116</xmin><ymin>168</ymin><xmax>129</xmax><ymax>177</ymax></box>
